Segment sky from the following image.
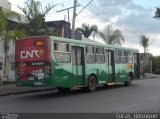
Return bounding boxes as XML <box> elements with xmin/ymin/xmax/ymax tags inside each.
<box><xmin>8</xmin><ymin>0</ymin><xmax>160</xmax><ymax>56</ymax></box>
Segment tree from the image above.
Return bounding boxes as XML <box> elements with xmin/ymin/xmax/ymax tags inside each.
<box><xmin>100</xmin><ymin>25</ymin><xmax>124</xmax><ymax>46</ymax></box>
<box><xmin>153</xmin><ymin>7</ymin><xmax>160</xmax><ymax>18</ymax></box>
<box><xmin>18</xmin><ymin>0</ymin><xmax>60</xmax><ymax>36</ymax></box>
<box><xmin>139</xmin><ymin>34</ymin><xmax>149</xmax><ymax>54</ymax></box>
<box><xmin>0</xmin><ymin>9</ymin><xmax>26</xmax><ymax>84</ymax></box>
<box><xmin>76</xmin><ymin>23</ymin><xmax>98</xmax><ymax>38</ymax></box>
<box><xmin>139</xmin><ymin>34</ymin><xmax>149</xmax><ymax>76</ymax></box>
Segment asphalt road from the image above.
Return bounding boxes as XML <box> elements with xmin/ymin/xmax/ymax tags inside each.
<box><xmin>0</xmin><ymin>78</ymin><xmax>160</xmax><ymax>113</ymax></box>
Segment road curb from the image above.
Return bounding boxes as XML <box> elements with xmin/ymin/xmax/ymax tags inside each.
<box><xmin>0</xmin><ymin>92</ymin><xmax>12</xmax><ymax>96</ymax></box>
<box><xmin>0</xmin><ymin>88</ymin><xmax>55</xmax><ymax>96</ymax></box>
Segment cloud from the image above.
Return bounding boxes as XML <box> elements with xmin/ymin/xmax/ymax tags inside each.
<box><xmin>85</xmin><ymin>0</ymin><xmax>160</xmax><ymax>55</ymax></box>
<box><xmin>91</xmin><ymin>0</ymin><xmax>159</xmax><ymax>34</ymax></box>
<box><xmin>90</xmin><ymin>0</ymin><xmax>125</xmax><ymax>18</ymax></box>
<box><xmin>117</xmin><ymin>2</ymin><xmax>160</xmax><ymax>34</ymax></box>
<box><xmin>8</xmin><ymin>0</ymin><xmax>160</xmax><ymax>55</ymax></box>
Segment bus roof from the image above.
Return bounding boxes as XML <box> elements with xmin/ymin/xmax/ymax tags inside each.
<box><xmin>17</xmin><ymin>36</ymin><xmax>139</xmax><ymax>53</ymax></box>
<box><xmin>50</xmin><ymin>36</ymin><xmax>139</xmax><ymax>53</ymax></box>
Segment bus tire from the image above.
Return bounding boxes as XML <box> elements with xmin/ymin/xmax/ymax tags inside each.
<box><xmin>57</xmin><ymin>87</ymin><xmax>70</xmax><ymax>93</ymax></box>
<box><xmin>87</xmin><ymin>75</ymin><xmax>96</xmax><ymax>92</ymax></box>
<box><xmin>124</xmin><ymin>76</ymin><xmax>132</xmax><ymax>86</ymax></box>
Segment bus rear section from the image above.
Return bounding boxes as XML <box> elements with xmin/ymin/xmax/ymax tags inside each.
<box><xmin>15</xmin><ymin>36</ymin><xmax>52</xmax><ymax>86</ymax></box>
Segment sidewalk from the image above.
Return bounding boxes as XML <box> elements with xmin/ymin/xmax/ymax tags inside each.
<box><xmin>0</xmin><ymin>82</ymin><xmax>54</xmax><ymax>96</ymax></box>
<box><xmin>142</xmin><ymin>73</ymin><xmax>160</xmax><ymax>79</ymax></box>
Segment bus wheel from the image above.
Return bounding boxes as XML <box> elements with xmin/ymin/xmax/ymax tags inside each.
<box><xmin>57</xmin><ymin>87</ymin><xmax>70</xmax><ymax>93</ymax></box>
<box><xmin>124</xmin><ymin>76</ymin><xmax>132</xmax><ymax>86</ymax></box>
<box><xmin>87</xmin><ymin>75</ymin><xmax>96</xmax><ymax>92</ymax></box>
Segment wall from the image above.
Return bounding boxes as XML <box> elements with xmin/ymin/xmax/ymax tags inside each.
<box><xmin>0</xmin><ymin>0</ymin><xmax>11</xmax><ymax>10</ymax></box>
<box><xmin>46</xmin><ymin>20</ymin><xmax>71</xmax><ymax>38</ymax></box>
<box><xmin>0</xmin><ymin>40</ymin><xmax>15</xmax><ymax>81</ymax></box>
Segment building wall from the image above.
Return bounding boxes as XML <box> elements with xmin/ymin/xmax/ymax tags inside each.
<box><xmin>0</xmin><ymin>0</ymin><xmax>28</xmax><ymax>24</ymax></box>
<box><xmin>0</xmin><ymin>40</ymin><xmax>15</xmax><ymax>81</ymax></box>
<box><xmin>0</xmin><ymin>0</ymin><xmax>26</xmax><ymax>81</ymax></box>
<box><xmin>46</xmin><ymin>20</ymin><xmax>71</xmax><ymax>38</ymax></box>
<box><xmin>0</xmin><ymin>0</ymin><xmax>11</xmax><ymax>10</ymax></box>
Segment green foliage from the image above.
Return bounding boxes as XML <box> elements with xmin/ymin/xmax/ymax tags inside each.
<box><xmin>139</xmin><ymin>34</ymin><xmax>149</xmax><ymax>54</ymax></box>
<box><xmin>0</xmin><ymin>9</ymin><xmax>26</xmax><ymax>40</ymax></box>
<box><xmin>151</xmin><ymin>56</ymin><xmax>160</xmax><ymax>74</ymax></box>
<box><xmin>0</xmin><ymin>12</ymin><xmax>7</xmax><ymax>33</ymax></box>
<box><xmin>153</xmin><ymin>7</ymin><xmax>160</xmax><ymax>18</ymax></box>
<box><xmin>76</xmin><ymin>23</ymin><xmax>98</xmax><ymax>38</ymax></box>
<box><xmin>18</xmin><ymin>0</ymin><xmax>59</xmax><ymax>36</ymax></box>
<box><xmin>100</xmin><ymin>25</ymin><xmax>124</xmax><ymax>46</ymax></box>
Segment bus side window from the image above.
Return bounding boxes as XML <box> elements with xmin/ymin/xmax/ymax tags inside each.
<box><xmin>96</xmin><ymin>47</ymin><xmax>105</xmax><ymax>64</ymax></box>
<box><xmin>127</xmin><ymin>51</ymin><xmax>133</xmax><ymax>64</ymax></box>
<box><xmin>115</xmin><ymin>49</ymin><xmax>121</xmax><ymax>64</ymax></box>
<box><xmin>54</xmin><ymin>43</ymin><xmax>71</xmax><ymax>63</ymax></box>
<box><xmin>121</xmin><ymin>50</ymin><xmax>127</xmax><ymax>64</ymax></box>
<box><xmin>134</xmin><ymin>53</ymin><xmax>137</xmax><ymax>64</ymax></box>
<box><xmin>86</xmin><ymin>46</ymin><xmax>96</xmax><ymax>64</ymax></box>
<box><xmin>54</xmin><ymin>43</ymin><xmax>61</xmax><ymax>51</ymax></box>
<box><xmin>62</xmin><ymin>44</ymin><xmax>70</xmax><ymax>52</ymax></box>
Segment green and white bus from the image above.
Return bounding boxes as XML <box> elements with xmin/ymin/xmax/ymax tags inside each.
<box><xmin>15</xmin><ymin>36</ymin><xmax>140</xmax><ymax>92</ymax></box>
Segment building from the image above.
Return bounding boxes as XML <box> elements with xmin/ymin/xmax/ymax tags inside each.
<box><xmin>0</xmin><ymin>0</ymin><xmax>11</xmax><ymax>10</ymax></box>
<box><xmin>46</xmin><ymin>20</ymin><xmax>82</xmax><ymax>40</ymax></box>
<box><xmin>46</xmin><ymin>20</ymin><xmax>71</xmax><ymax>38</ymax></box>
<box><xmin>0</xmin><ymin>40</ymin><xmax>15</xmax><ymax>81</ymax></box>
<box><xmin>0</xmin><ymin>0</ymin><xmax>24</xmax><ymax>81</ymax></box>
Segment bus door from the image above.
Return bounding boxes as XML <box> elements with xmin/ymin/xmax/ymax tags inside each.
<box><xmin>71</xmin><ymin>46</ymin><xmax>85</xmax><ymax>86</ymax></box>
<box><xmin>105</xmin><ymin>50</ymin><xmax>115</xmax><ymax>82</ymax></box>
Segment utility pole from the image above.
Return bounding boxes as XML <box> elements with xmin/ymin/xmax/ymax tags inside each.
<box><xmin>71</xmin><ymin>0</ymin><xmax>94</xmax><ymax>39</ymax></box>
<box><xmin>57</xmin><ymin>5</ymin><xmax>80</xmax><ymax>23</ymax></box>
<box><xmin>71</xmin><ymin>0</ymin><xmax>77</xmax><ymax>39</ymax></box>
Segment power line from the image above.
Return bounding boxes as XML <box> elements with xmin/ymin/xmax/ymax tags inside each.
<box><xmin>78</xmin><ymin>2</ymin><xmax>142</xmax><ymax>37</ymax></box>
<box><xmin>77</xmin><ymin>3</ymin><xmax>110</xmax><ymax>22</ymax></box>
<box><xmin>76</xmin><ymin>0</ymin><xmax>94</xmax><ymax>16</ymax></box>
<box><xmin>77</xmin><ymin>3</ymin><xmax>160</xmax><ymax>48</ymax></box>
